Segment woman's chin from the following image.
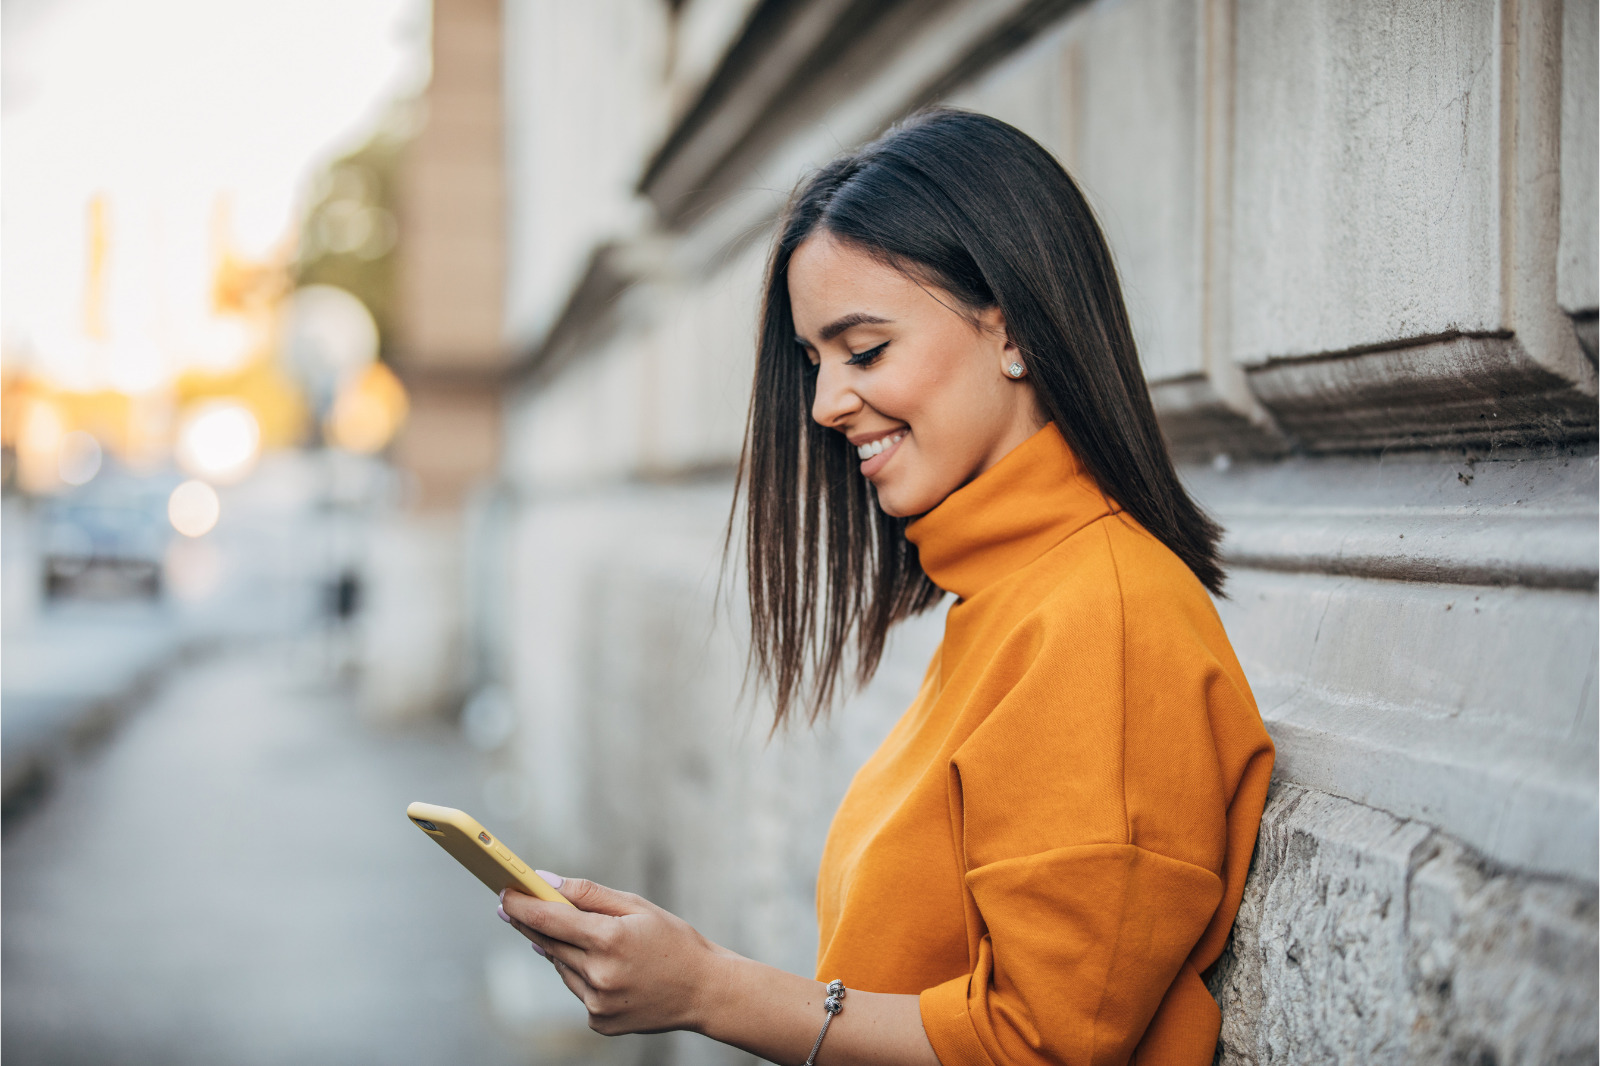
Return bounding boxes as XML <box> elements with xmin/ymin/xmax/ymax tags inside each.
<box><xmin>873</xmin><ymin>480</ymin><xmax>941</xmax><ymax>519</ymax></box>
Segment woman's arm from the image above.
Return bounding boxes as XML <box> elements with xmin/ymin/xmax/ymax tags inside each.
<box><xmin>499</xmin><ymin>877</ymin><xmax>942</xmax><ymax>1066</ymax></box>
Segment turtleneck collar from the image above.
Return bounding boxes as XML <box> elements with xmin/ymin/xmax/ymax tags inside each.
<box><xmin>905</xmin><ymin>423</ymin><xmax>1114</xmax><ymax>601</ymax></box>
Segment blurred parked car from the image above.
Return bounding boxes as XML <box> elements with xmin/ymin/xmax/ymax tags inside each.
<box><xmin>40</xmin><ymin>472</ymin><xmax>176</xmax><ymax>601</ymax></box>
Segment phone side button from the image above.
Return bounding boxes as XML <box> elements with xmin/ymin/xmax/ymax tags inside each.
<box><xmin>494</xmin><ymin>846</ymin><xmax>526</xmax><ymax>874</ymax></box>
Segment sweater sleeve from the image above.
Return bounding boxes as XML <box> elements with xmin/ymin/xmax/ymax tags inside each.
<box><xmin>917</xmin><ymin>566</ymin><xmax>1270</xmax><ymax>1066</ymax></box>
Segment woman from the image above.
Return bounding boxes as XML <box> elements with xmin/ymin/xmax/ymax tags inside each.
<box><xmin>500</xmin><ymin>108</ymin><xmax>1274</xmax><ymax>1066</ymax></box>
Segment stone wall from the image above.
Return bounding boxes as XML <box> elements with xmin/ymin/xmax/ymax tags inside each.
<box><xmin>482</xmin><ymin>0</ymin><xmax>1599</xmax><ymax>1060</ymax></box>
<box><xmin>1211</xmin><ymin>784</ymin><xmax>1597</xmax><ymax>1064</ymax></box>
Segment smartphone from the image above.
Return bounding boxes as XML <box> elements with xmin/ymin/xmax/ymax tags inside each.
<box><xmin>407</xmin><ymin>801</ymin><xmax>574</xmax><ymax>907</ymax></box>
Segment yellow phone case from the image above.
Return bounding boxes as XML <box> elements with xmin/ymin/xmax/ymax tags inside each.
<box><xmin>407</xmin><ymin>801</ymin><xmax>574</xmax><ymax>906</ymax></box>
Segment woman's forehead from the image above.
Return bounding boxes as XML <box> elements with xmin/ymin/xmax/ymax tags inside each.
<box><xmin>789</xmin><ymin>236</ymin><xmax>922</xmax><ymax>339</ymax></box>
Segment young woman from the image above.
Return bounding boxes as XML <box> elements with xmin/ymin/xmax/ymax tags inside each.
<box><xmin>500</xmin><ymin>108</ymin><xmax>1274</xmax><ymax>1066</ymax></box>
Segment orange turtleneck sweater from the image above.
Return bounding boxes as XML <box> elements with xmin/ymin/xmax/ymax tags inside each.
<box><xmin>814</xmin><ymin>424</ymin><xmax>1274</xmax><ymax>1066</ymax></box>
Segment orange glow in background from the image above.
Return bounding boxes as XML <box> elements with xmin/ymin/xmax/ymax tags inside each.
<box><xmin>2</xmin><ymin>0</ymin><xmax>429</xmax><ymax>498</ymax></box>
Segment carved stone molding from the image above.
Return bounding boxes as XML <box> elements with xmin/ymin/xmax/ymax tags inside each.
<box><xmin>1150</xmin><ymin>373</ymin><xmax>1285</xmax><ymax>458</ymax></box>
<box><xmin>1244</xmin><ymin>335</ymin><xmax>1599</xmax><ymax>452</ymax></box>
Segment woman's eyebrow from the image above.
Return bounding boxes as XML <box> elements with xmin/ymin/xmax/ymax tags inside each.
<box><xmin>810</xmin><ymin>312</ymin><xmax>891</xmax><ymax>343</ymax></box>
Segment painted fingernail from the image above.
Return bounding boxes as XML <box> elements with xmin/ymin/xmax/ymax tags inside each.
<box><xmin>535</xmin><ymin>870</ymin><xmax>564</xmax><ymax>889</ymax></box>
<box><xmin>497</xmin><ymin>905</ymin><xmax>511</xmax><ymax>924</ymax></box>
<box><xmin>531</xmin><ymin>942</ymin><xmax>546</xmax><ymax>957</ymax></box>
<box><xmin>499</xmin><ymin>888</ymin><xmax>507</xmax><ymax>904</ymax></box>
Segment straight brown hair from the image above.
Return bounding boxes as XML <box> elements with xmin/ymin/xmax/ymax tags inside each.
<box><xmin>731</xmin><ymin>108</ymin><xmax>1223</xmax><ymax>728</ymax></box>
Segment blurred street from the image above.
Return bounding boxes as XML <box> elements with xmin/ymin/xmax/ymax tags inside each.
<box><xmin>2</xmin><ymin>638</ymin><xmax>599</xmax><ymax>1066</ymax></box>
<box><xmin>2</xmin><ymin>602</ymin><xmax>184</xmax><ymax>811</ymax></box>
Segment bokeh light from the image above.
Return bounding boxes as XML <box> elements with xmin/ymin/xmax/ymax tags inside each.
<box><xmin>16</xmin><ymin>397</ymin><xmax>67</xmax><ymax>494</ymax></box>
<box><xmin>176</xmin><ymin>401</ymin><xmax>262</xmax><ymax>484</ymax></box>
<box><xmin>167</xmin><ymin>479</ymin><xmax>221</xmax><ymax>538</ymax></box>
<box><xmin>283</xmin><ymin>284</ymin><xmax>381</xmax><ymax>384</ymax></box>
<box><xmin>326</xmin><ymin>362</ymin><xmax>409</xmax><ymax>453</ymax></box>
<box><xmin>57</xmin><ymin>430</ymin><xmax>104</xmax><ymax>486</ymax></box>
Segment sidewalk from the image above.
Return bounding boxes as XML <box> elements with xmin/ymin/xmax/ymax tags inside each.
<box><xmin>2</xmin><ymin>603</ymin><xmax>188</xmax><ymax>814</ymax></box>
<box><xmin>1</xmin><ymin>642</ymin><xmax>617</xmax><ymax>1066</ymax></box>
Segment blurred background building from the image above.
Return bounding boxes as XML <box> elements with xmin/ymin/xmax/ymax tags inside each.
<box><xmin>3</xmin><ymin>0</ymin><xmax>1597</xmax><ymax>1064</ymax></box>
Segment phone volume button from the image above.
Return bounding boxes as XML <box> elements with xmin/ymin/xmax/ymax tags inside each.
<box><xmin>494</xmin><ymin>846</ymin><xmax>526</xmax><ymax>873</ymax></box>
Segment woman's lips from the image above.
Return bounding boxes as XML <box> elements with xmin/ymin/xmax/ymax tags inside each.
<box><xmin>858</xmin><ymin>431</ymin><xmax>906</xmax><ymax>477</ymax></box>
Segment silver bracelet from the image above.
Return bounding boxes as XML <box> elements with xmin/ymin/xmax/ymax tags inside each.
<box><xmin>803</xmin><ymin>980</ymin><xmax>846</xmax><ymax>1066</ymax></box>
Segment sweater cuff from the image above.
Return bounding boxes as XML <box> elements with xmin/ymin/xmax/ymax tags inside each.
<box><xmin>919</xmin><ymin>974</ymin><xmax>991</xmax><ymax>1066</ymax></box>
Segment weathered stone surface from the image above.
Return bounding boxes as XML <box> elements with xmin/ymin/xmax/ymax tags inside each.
<box><xmin>1188</xmin><ymin>447</ymin><xmax>1600</xmax><ymax>590</ymax></box>
<box><xmin>1216</xmin><ymin>565</ymin><xmax>1598</xmax><ymax>880</ymax></box>
<box><xmin>1070</xmin><ymin>0</ymin><xmax>1202</xmax><ymax>386</ymax></box>
<box><xmin>1243</xmin><ymin>336</ymin><xmax>1600</xmax><ymax>450</ymax></box>
<box><xmin>1559</xmin><ymin>0</ymin><xmax>1598</xmax><ymax>318</ymax></box>
<box><xmin>953</xmin><ymin>0</ymin><xmax>1285</xmax><ymax>455</ymax></box>
<box><xmin>946</xmin><ymin>18</ymin><xmax>1070</xmax><ymax>165</ymax></box>
<box><xmin>1211</xmin><ymin>786</ymin><xmax>1435</xmax><ymax>1062</ymax></box>
<box><xmin>501</xmin><ymin>0</ymin><xmax>671</xmax><ymax>348</ymax></box>
<box><xmin>1406</xmin><ymin>837</ymin><xmax>1600</xmax><ymax>1063</ymax></box>
<box><xmin>1231</xmin><ymin>0</ymin><xmax>1504</xmax><ymax>362</ymax></box>
<box><xmin>1212</xmin><ymin>784</ymin><xmax>1599</xmax><ymax>1065</ymax></box>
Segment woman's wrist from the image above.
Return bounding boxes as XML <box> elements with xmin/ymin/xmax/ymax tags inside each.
<box><xmin>691</xmin><ymin>950</ymin><xmax>827</xmax><ymax>1052</ymax></box>
<box><xmin>686</xmin><ymin>942</ymin><xmax>748</xmax><ymax>1035</ymax></box>
<box><xmin>690</xmin><ymin>955</ymin><xmax>940</xmax><ymax>1066</ymax></box>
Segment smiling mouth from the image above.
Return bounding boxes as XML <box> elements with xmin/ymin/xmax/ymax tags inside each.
<box><xmin>855</xmin><ymin>432</ymin><xmax>905</xmax><ymax>460</ymax></box>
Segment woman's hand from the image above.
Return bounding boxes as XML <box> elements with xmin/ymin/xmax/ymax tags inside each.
<box><xmin>498</xmin><ymin>874</ymin><xmax>734</xmax><ymax>1035</ymax></box>
<box><xmin>499</xmin><ymin>874</ymin><xmax>941</xmax><ymax>1066</ymax></box>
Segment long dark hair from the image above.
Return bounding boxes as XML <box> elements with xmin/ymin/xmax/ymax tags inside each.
<box><xmin>733</xmin><ymin>107</ymin><xmax>1223</xmax><ymax>727</ymax></box>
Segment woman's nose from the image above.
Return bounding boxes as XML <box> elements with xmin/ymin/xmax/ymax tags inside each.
<box><xmin>811</xmin><ymin>362</ymin><xmax>860</xmax><ymax>428</ymax></box>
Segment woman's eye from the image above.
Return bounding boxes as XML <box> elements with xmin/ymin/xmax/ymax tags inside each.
<box><xmin>845</xmin><ymin>342</ymin><xmax>888</xmax><ymax>367</ymax></box>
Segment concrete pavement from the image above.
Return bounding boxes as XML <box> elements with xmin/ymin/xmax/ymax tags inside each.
<box><xmin>2</xmin><ymin>641</ymin><xmax>617</xmax><ymax>1066</ymax></box>
<box><xmin>2</xmin><ymin>603</ymin><xmax>190</xmax><ymax>816</ymax></box>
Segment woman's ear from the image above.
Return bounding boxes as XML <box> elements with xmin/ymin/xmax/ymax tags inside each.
<box><xmin>979</xmin><ymin>305</ymin><xmax>1025</xmax><ymax>379</ymax></box>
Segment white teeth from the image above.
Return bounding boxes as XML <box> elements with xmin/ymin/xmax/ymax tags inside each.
<box><xmin>856</xmin><ymin>433</ymin><xmax>904</xmax><ymax>461</ymax></box>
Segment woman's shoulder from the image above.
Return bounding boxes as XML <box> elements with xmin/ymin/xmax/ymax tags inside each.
<box><xmin>1019</xmin><ymin>511</ymin><xmax>1236</xmax><ymax>667</ymax></box>
<box><xmin>1019</xmin><ymin>512</ymin><xmax>1216</xmax><ymax>614</ymax></box>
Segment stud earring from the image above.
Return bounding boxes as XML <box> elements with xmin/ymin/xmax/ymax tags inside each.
<box><xmin>1006</xmin><ymin>362</ymin><xmax>1026</xmax><ymax>379</ymax></box>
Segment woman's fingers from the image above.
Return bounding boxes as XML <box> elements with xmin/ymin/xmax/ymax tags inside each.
<box><xmin>499</xmin><ymin>896</ymin><xmax>556</xmax><ymax>947</ymax></box>
<box><xmin>525</xmin><ymin>926</ymin><xmax>592</xmax><ymax>981</ymax></box>
<box><xmin>502</xmin><ymin>889</ymin><xmax>611</xmax><ymax>949</ymax></box>
<box><xmin>549</xmin><ymin>947</ymin><xmax>593</xmax><ymax>1001</ymax></box>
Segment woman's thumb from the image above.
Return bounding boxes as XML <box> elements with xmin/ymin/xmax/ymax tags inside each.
<box><xmin>538</xmin><ymin>871</ymin><xmax>643</xmax><ymax>916</ymax></box>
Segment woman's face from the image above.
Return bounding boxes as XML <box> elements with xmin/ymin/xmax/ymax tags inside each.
<box><xmin>788</xmin><ymin>232</ymin><xmax>1046</xmax><ymax>517</ymax></box>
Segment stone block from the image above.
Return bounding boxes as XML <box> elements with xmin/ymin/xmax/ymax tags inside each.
<box><xmin>634</xmin><ymin>240</ymin><xmax>765</xmax><ymax>473</ymax></box>
<box><xmin>500</xmin><ymin>0</ymin><xmax>671</xmax><ymax>349</ymax></box>
<box><xmin>1217</xmin><ymin>565</ymin><xmax>1598</xmax><ymax>879</ymax></box>
<box><xmin>1228</xmin><ymin>0</ymin><xmax>1595</xmax><ymax>449</ymax></box>
<box><xmin>503</xmin><ymin>331</ymin><xmax>647</xmax><ymax>491</ymax></box>
<box><xmin>1231</xmin><ymin>0</ymin><xmax>1503</xmax><ymax>362</ymax></box>
<box><xmin>1213</xmin><ymin>784</ymin><xmax>1599</xmax><ymax>1064</ymax></box>
<box><xmin>1212</xmin><ymin>786</ymin><xmax>1435</xmax><ymax>1063</ymax></box>
<box><xmin>1241</xmin><ymin>336</ymin><xmax>1598</xmax><ymax>451</ymax></box>
<box><xmin>1071</xmin><ymin>0</ymin><xmax>1203</xmax><ymax>386</ymax></box>
<box><xmin>946</xmin><ymin>18</ymin><xmax>1071</xmax><ymax>172</ymax></box>
<box><xmin>1187</xmin><ymin>447</ymin><xmax>1600</xmax><ymax>590</ymax></box>
<box><xmin>1406</xmin><ymin>837</ymin><xmax>1599</xmax><ymax>1062</ymax></box>
<box><xmin>1559</xmin><ymin>0</ymin><xmax>1598</xmax><ymax>320</ymax></box>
